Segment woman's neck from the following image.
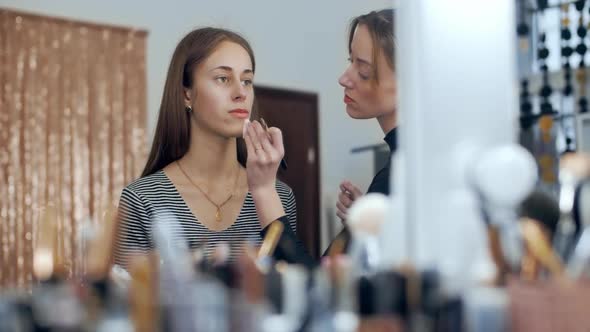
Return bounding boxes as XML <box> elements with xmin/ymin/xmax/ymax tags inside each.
<box><xmin>377</xmin><ymin>111</ymin><xmax>397</xmax><ymax>134</ymax></box>
<box><xmin>179</xmin><ymin>126</ymin><xmax>241</xmax><ymax>182</ymax></box>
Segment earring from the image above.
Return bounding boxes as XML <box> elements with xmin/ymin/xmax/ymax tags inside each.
<box><xmin>185</xmin><ymin>106</ymin><xmax>193</xmax><ymax>113</ymax></box>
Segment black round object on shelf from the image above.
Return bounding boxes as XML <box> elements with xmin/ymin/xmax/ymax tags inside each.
<box><xmin>537</xmin><ymin>0</ymin><xmax>549</xmax><ymax>10</ymax></box>
<box><xmin>518</xmin><ymin>23</ymin><xmax>530</xmax><ymax>36</ymax></box>
<box><xmin>519</xmin><ymin>114</ymin><xmax>537</xmax><ymax>130</ymax></box>
<box><xmin>521</xmin><ymin>101</ymin><xmax>533</xmax><ymax>113</ymax></box>
<box><xmin>539</xmin><ymin>47</ymin><xmax>550</xmax><ymax>59</ymax></box>
<box><xmin>578</xmin><ymin>26</ymin><xmax>587</xmax><ymax>38</ymax></box>
<box><xmin>541</xmin><ymin>101</ymin><xmax>554</xmax><ymax>114</ymax></box>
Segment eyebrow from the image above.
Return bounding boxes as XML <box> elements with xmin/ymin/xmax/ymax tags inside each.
<box><xmin>355</xmin><ymin>57</ymin><xmax>372</xmax><ymax>67</ymax></box>
<box><xmin>209</xmin><ymin>65</ymin><xmax>253</xmax><ymax>74</ymax></box>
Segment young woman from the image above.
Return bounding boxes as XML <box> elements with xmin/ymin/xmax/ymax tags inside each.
<box><xmin>114</xmin><ymin>27</ymin><xmax>299</xmax><ymax>267</ymax></box>
<box><xmin>327</xmin><ymin>9</ymin><xmax>397</xmax><ymax>254</ymax></box>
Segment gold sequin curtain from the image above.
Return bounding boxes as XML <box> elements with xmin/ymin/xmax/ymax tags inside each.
<box><xmin>0</xmin><ymin>9</ymin><xmax>148</xmax><ymax>289</ymax></box>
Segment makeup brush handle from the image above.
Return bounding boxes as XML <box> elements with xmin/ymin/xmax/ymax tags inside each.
<box><xmin>487</xmin><ymin>225</ymin><xmax>509</xmax><ymax>284</ymax></box>
<box><xmin>553</xmin><ymin>218</ymin><xmax>576</xmax><ymax>261</ymax></box>
<box><xmin>566</xmin><ymin>228</ymin><xmax>590</xmax><ymax>279</ymax></box>
<box><xmin>520</xmin><ymin>252</ymin><xmax>540</xmax><ymax>281</ymax></box>
<box><xmin>522</xmin><ymin>219</ymin><xmax>565</xmax><ymax>276</ymax></box>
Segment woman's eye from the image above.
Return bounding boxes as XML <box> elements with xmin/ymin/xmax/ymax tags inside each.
<box><xmin>216</xmin><ymin>76</ymin><xmax>229</xmax><ymax>83</ymax></box>
<box><xmin>242</xmin><ymin>79</ymin><xmax>253</xmax><ymax>86</ymax></box>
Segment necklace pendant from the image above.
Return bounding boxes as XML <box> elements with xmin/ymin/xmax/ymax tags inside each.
<box><xmin>215</xmin><ymin>209</ymin><xmax>222</xmax><ymax>222</ymax></box>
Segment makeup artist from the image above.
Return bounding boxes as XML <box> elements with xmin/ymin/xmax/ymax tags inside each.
<box><xmin>113</xmin><ymin>27</ymin><xmax>312</xmax><ymax>268</ymax></box>
<box><xmin>325</xmin><ymin>9</ymin><xmax>398</xmax><ymax>255</ymax></box>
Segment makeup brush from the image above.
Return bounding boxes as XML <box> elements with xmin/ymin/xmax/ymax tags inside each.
<box><xmin>87</xmin><ymin>205</ymin><xmax>119</xmax><ymax>280</ymax></box>
<box><xmin>566</xmin><ymin>228</ymin><xmax>590</xmax><ymax>279</ymax></box>
<box><xmin>566</xmin><ymin>179</ymin><xmax>590</xmax><ymax>278</ymax></box>
<box><xmin>152</xmin><ymin>213</ymin><xmax>197</xmax><ymax>332</ymax></box>
<box><xmin>260</xmin><ymin>118</ymin><xmax>288</xmax><ymax>170</ymax></box>
<box><xmin>573</xmin><ymin>179</ymin><xmax>590</xmax><ymax>231</ymax></box>
<box><xmin>520</xmin><ymin>217</ymin><xmax>565</xmax><ymax>277</ymax></box>
<box><xmin>33</xmin><ymin>205</ymin><xmax>59</xmax><ymax>282</ymax></box>
<box><xmin>258</xmin><ymin>220</ymin><xmax>285</xmax><ymax>261</ymax></box>
<box><xmin>520</xmin><ymin>250</ymin><xmax>540</xmax><ymax>282</ymax></box>
<box><xmin>518</xmin><ymin>189</ymin><xmax>560</xmax><ymax>239</ymax></box>
<box><xmin>326</xmin><ymin>235</ymin><xmax>348</xmax><ymax>258</ymax></box>
<box><xmin>469</xmin><ymin>144</ymin><xmax>538</xmax><ymax>281</ymax></box>
<box><xmin>237</xmin><ymin>246</ymin><xmax>266</xmax><ymax>304</ymax></box>
<box><xmin>516</xmin><ymin>189</ymin><xmax>561</xmax><ymax>281</ymax></box>
<box><xmin>346</xmin><ymin>193</ymin><xmax>389</xmax><ymax>273</ymax></box>
<box><xmin>485</xmin><ymin>225</ymin><xmax>510</xmax><ymax>285</ymax></box>
<box><xmin>559</xmin><ymin>153</ymin><xmax>590</xmax><ymax>179</ymax></box>
<box><xmin>347</xmin><ymin>194</ymin><xmax>389</xmax><ymax>237</ymax></box>
<box><xmin>554</xmin><ymin>153</ymin><xmax>590</xmax><ymax>260</ymax></box>
<box><xmin>128</xmin><ymin>254</ymin><xmax>159</xmax><ymax>332</ymax></box>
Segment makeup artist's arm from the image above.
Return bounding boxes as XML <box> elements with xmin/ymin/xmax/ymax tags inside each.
<box><xmin>259</xmin><ymin>216</ymin><xmax>317</xmax><ymax>268</ymax></box>
<box><xmin>243</xmin><ymin>120</ymin><xmax>316</xmax><ymax>267</ymax></box>
<box><xmin>259</xmin><ymin>187</ymin><xmax>316</xmax><ymax>268</ymax></box>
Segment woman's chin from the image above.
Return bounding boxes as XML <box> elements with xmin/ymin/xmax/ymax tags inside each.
<box><xmin>218</xmin><ymin>122</ymin><xmax>246</xmax><ymax>138</ymax></box>
<box><xmin>346</xmin><ymin>107</ymin><xmax>368</xmax><ymax>119</ymax></box>
<box><xmin>229</xmin><ymin>129</ymin><xmax>245</xmax><ymax>139</ymax></box>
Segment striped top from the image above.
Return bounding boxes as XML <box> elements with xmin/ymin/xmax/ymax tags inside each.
<box><xmin>113</xmin><ymin>169</ymin><xmax>297</xmax><ymax>268</ymax></box>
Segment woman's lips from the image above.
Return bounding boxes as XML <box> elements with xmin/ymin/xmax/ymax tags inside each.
<box><xmin>229</xmin><ymin>109</ymin><xmax>250</xmax><ymax>119</ymax></box>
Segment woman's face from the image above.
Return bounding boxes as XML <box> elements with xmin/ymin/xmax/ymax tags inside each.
<box><xmin>185</xmin><ymin>41</ymin><xmax>254</xmax><ymax>138</ymax></box>
<box><xmin>338</xmin><ymin>24</ymin><xmax>396</xmax><ymax>121</ymax></box>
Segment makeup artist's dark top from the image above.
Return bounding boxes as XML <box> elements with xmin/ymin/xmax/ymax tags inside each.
<box><xmin>113</xmin><ymin>169</ymin><xmax>297</xmax><ymax>268</ymax></box>
<box><xmin>324</xmin><ymin>128</ymin><xmax>398</xmax><ymax>255</ymax></box>
<box><xmin>366</xmin><ymin>128</ymin><xmax>397</xmax><ymax>195</ymax></box>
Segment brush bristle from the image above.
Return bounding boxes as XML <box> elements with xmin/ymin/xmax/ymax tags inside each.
<box><xmin>347</xmin><ymin>193</ymin><xmax>390</xmax><ymax>237</ymax></box>
<box><xmin>575</xmin><ymin>180</ymin><xmax>590</xmax><ymax>229</ymax></box>
<box><xmin>518</xmin><ymin>189</ymin><xmax>560</xmax><ymax>238</ymax></box>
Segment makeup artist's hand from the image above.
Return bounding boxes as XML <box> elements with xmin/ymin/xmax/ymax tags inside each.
<box><xmin>243</xmin><ymin>119</ymin><xmax>286</xmax><ymax>227</ymax></box>
<box><xmin>336</xmin><ymin>180</ymin><xmax>363</xmax><ymax>222</ymax></box>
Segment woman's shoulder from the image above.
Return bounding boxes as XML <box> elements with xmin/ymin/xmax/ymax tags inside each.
<box><xmin>124</xmin><ymin>170</ymin><xmax>171</xmax><ymax>197</ymax></box>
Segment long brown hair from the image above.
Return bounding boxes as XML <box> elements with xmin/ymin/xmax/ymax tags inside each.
<box><xmin>348</xmin><ymin>9</ymin><xmax>395</xmax><ymax>84</ymax></box>
<box><xmin>141</xmin><ymin>27</ymin><xmax>256</xmax><ymax>177</ymax></box>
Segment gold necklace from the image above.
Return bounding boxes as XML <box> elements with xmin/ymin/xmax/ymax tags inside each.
<box><xmin>176</xmin><ymin>160</ymin><xmax>240</xmax><ymax>222</ymax></box>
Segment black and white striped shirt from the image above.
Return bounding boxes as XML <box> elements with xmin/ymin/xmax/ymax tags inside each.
<box><xmin>113</xmin><ymin>170</ymin><xmax>297</xmax><ymax>267</ymax></box>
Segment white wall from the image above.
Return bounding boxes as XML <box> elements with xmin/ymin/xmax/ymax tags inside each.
<box><xmin>1</xmin><ymin>0</ymin><xmax>393</xmax><ymax>251</ymax></box>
